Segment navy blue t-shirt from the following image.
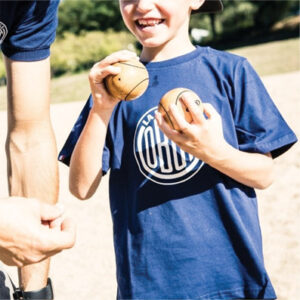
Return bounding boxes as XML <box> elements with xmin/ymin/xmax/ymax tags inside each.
<box><xmin>59</xmin><ymin>47</ymin><xmax>297</xmax><ymax>299</ymax></box>
<box><xmin>0</xmin><ymin>0</ymin><xmax>59</xmax><ymax>61</ymax></box>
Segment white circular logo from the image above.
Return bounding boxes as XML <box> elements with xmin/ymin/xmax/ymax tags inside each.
<box><xmin>133</xmin><ymin>107</ymin><xmax>204</xmax><ymax>185</ymax></box>
<box><xmin>0</xmin><ymin>22</ymin><xmax>8</xmax><ymax>44</ymax></box>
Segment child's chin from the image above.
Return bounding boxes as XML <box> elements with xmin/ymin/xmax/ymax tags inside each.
<box><xmin>139</xmin><ymin>38</ymin><xmax>165</xmax><ymax>49</ymax></box>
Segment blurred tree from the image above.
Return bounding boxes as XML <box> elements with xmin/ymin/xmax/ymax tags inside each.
<box><xmin>191</xmin><ymin>0</ymin><xmax>296</xmax><ymax>43</ymax></box>
<box><xmin>219</xmin><ymin>0</ymin><xmax>257</xmax><ymax>34</ymax></box>
<box><xmin>57</xmin><ymin>0</ymin><xmax>125</xmax><ymax>36</ymax></box>
<box><xmin>220</xmin><ymin>0</ymin><xmax>294</xmax><ymax>33</ymax></box>
<box><xmin>191</xmin><ymin>0</ymin><xmax>257</xmax><ymax>40</ymax></box>
<box><xmin>57</xmin><ymin>0</ymin><xmax>296</xmax><ymax>40</ymax></box>
<box><xmin>250</xmin><ymin>0</ymin><xmax>294</xmax><ymax>29</ymax></box>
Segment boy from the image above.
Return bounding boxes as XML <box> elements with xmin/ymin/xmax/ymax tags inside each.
<box><xmin>59</xmin><ymin>0</ymin><xmax>297</xmax><ymax>298</ymax></box>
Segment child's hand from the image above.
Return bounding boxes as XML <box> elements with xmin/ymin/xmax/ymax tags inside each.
<box><xmin>155</xmin><ymin>93</ymin><xmax>227</xmax><ymax>164</ymax></box>
<box><xmin>88</xmin><ymin>50</ymin><xmax>138</xmax><ymax>111</ymax></box>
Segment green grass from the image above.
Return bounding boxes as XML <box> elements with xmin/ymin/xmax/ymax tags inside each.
<box><xmin>229</xmin><ymin>38</ymin><xmax>300</xmax><ymax>76</ymax></box>
<box><xmin>50</xmin><ymin>71</ymin><xmax>91</xmax><ymax>104</ymax></box>
<box><xmin>1</xmin><ymin>37</ymin><xmax>299</xmax><ymax>111</ymax></box>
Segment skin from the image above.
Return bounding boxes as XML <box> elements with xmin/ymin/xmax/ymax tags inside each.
<box><xmin>120</xmin><ymin>0</ymin><xmax>204</xmax><ymax>62</ymax></box>
<box><xmin>4</xmin><ymin>56</ymin><xmax>62</xmax><ymax>290</ymax></box>
<box><xmin>155</xmin><ymin>96</ymin><xmax>274</xmax><ymax>189</ymax></box>
<box><xmin>69</xmin><ymin>50</ymin><xmax>138</xmax><ymax>199</ymax></box>
<box><xmin>69</xmin><ymin>0</ymin><xmax>274</xmax><ymax>200</ymax></box>
<box><xmin>0</xmin><ymin>197</ymin><xmax>75</xmax><ymax>267</ymax></box>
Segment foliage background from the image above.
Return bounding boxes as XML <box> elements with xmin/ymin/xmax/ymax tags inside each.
<box><xmin>0</xmin><ymin>0</ymin><xmax>299</xmax><ymax>83</ymax></box>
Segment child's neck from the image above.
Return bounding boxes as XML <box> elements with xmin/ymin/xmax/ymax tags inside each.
<box><xmin>140</xmin><ymin>39</ymin><xmax>196</xmax><ymax>63</ymax></box>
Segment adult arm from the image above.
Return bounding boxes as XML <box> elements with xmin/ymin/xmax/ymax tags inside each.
<box><xmin>4</xmin><ymin>56</ymin><xmax>59</xmax><ymax>291</ymax></box>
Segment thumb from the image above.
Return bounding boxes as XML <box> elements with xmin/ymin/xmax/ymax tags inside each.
<box><xmin>40</xmin><ymin>203</ymin><xmax>65</xmax><ymax>222</ymax></box>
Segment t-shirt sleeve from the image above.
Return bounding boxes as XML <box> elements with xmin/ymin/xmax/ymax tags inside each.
<box><xmin>58</xmin><ymin>95</ymin><xmax>111</xmax><ymax>175</ymax></box>
<box><xmin>232</xmin><ymin>59</ymin><xmax>297</xmax><ymax>158</ymax></box>
<box><xmin>1</xmin><ymin>0</ymin><xmax>59</xmax><ymax>61</ymax></box>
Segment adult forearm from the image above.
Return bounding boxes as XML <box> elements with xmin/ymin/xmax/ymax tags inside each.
<box><xmin>6</xmin><ymin>122</ymin><xmax>59</xmax><ymax>290</ymax></box>
<box><xmin>6</xmin><ymin>121</ymin><xmax>58</xmax><ymax>203</ymax></box>
<box><xmin>205</xmin><ymin>143</ymin><xmax>274</xmax><ymax>189</ymax></box>
<box><xmin>5</xmin><ymin>57</ymin><xmax>58</xmax><ymax>291</ymax></box>
<box><xmin>69</xmin><ymin>107</ymin><xmax>112</xmax><ymax>199</ymax></box>
<box><xmin>5</xmin><ymin>57</ymin><xmax>59</xmax><ymax>204</ymax></box>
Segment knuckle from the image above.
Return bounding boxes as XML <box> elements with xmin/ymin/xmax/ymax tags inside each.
<box><xmin>180</xmin><ymin>126</ymin><xmax>189</xmax><ymax>134</ymax></box>
<box><xmin>11</xmin><ymin>256</ymin><xmax>24</xmax><ymax>267</ymax></box>
<box><xmin>27</xmin><ymin>254</ymin><xmax>41</xmax><ymax>264</ymax></box>
<box><xmin>88</xmin><ymin>69</ymin><xmax>95</xmax><ymax>80</ymax></box>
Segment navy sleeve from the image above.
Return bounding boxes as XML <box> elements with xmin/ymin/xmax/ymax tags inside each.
<box><xmin>58</xmin><ymin>95</ymin><xmax>111</xmax><ymax>175</ymax></box>
<box><xmin>0</xmin><ymin>0</ymin><xmax>59</xmax><ymax>61</ymax></box>
<box><xmin>58</xmin><ymin>96</ymin><xmax>93</xmax><ymax>166</ymax></box>
<box><xmin>232</xmin><ymin>59</ymin><xmax>297</xmax><ymax>158</ymax></box>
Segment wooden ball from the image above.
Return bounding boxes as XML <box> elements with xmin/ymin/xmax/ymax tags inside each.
<box><xmin>105</xmin><ymin>59</ymin><xmax>149</xmax><ymax>101</ymax></box>
<box><xmin>158</xmin><ymin>88</ymin><xmax>203</xmax><ymax>131</ymax></box>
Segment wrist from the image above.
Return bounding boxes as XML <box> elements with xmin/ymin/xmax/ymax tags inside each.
<box><xmin>204</xmin><ymin>141</ymin><xmax>234</xmax><ymax>168</ymax></box>
<box><xmin>90</xmin><ymin>105</ymin><xmax>115</xmax><ymax>123</ymax></box>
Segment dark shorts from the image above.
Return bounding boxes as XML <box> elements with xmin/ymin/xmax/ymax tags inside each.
<box><xmin>0</xmin><ymin>267</ymin><xmax>13</xmax><ymax>300</ymax></box>
<box><xmin>0</xmin><ymin>0</ymin><xmax>59</xmax><ymax>61</ymax></box>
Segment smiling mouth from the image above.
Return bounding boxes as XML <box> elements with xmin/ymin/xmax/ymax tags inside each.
<box><xmin>136</xmin><ymin>19</ymin><xmax>164</xmax><ymax>28</ymax></box>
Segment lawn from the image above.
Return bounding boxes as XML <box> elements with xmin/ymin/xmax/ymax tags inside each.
<box><xmin>229</xmin><ymin>38</ymin><xmax>300</xmax><ymax>76</ymax></box>
<box><xmin>1</xmin><ymin>37</ymin><xmax>299</xmax><ymax>111</ymax></box>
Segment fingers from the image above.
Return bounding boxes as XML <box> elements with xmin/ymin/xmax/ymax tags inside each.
<box><xmin>43</xmin><ymin>217</ymin><xmax>76</xmax><ymax>252</ymax></box>
<box><xmin>155</xmin><ymin>110</ymin><xmax>187</xmax><ymax>150</ymax></box>
<box><xmin>169</xmin><ymin>103</ymin><xmax>190</xmax><ymax>133</ymax></box>
<box><xmin>40</xmin><ymin>202</ymin><xmax>76</xmax><ymax>250</ymax></box>
<box><xmin>89</xmin><ymin>50</ymin><xmax>138</xmax><ymax>83</ymax></box>
<box><xmin>25</xmin><ymin>217</ymin><xmax>76</xmax><ymax>264</ymax></box>
<box><xmin>48</xmin><ymin>213</ymin><xmax>65</xmax><ymax>229</ymax></box>
<box><xmin>177</xmin><ymin>95</ymin><xmax>220</xmax><ymax>125</ymax></box>
<box><xmin>88</xmin><ymin>50</ymin><xmax>139</xmax><ymax>101</ymax></box>
<box><xmin>202</xmin><ymin>102</ymin><xmax>220</xmax><ymax>120</ymax></box>
<box><xmin>155</xmin><ymin>110</ymin><xmax>180</xmax><ymax>136</ymax></box>
<box><xmin>40</xmin><ymin>203</ymin><xmax>65</xmax><ymax>222</ymax></box>
<box><xmin>89</xmin><ymin>65</ymin><xmax>121</xmax><ymax>85</ymax></box>
<box><xmin>60</xmin><ymin>217</ymin><xmax>77</xmax><ymax>248</ymax></box>
<box><xmin>179</xmin><ymin>93</ymin><xmax>205</xmax><ymax>124</ymax></box>
<box><xmin>98</xmin><ymin>50</ymin><xmax>138</xmax><ymax>67</ymax></box>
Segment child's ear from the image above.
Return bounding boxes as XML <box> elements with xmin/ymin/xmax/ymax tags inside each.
<box><xmin>191</xmin><ymin>0</ymin><xmax>205</xmax><ymax>11</ymax></box>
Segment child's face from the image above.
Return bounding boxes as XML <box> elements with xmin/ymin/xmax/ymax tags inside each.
<box><xmin>119</xmin><ymin>0</ymin><xmax>204</xmax><ymax>57</ymax></box>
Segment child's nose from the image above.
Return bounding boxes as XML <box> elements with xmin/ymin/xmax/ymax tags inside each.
<box><xmin>136</xmin><ymin>0</ymin><xmax>156</xmax><ymax>13</ymax></box>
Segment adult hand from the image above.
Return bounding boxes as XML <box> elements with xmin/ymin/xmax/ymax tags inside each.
<box><xmin>0</xmin><ymin>197</ymin><xmax>76</xmax><ymax>267</ymax></box>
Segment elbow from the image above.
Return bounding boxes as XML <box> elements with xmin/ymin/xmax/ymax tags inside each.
<box><xmin>70</xmin><ymin>190</ymin><xmax>91</xmax><ymax>201</ymax></box>
<box><xmin>255</xmin><ymin>166</ymin><xmax>275</xmax><ymax>190</ymax></box>
<box><xmin>69</xmin><ymin>182</ymin><xmax>93</xmax><ymax>201</ymax></box>
<box><xmin>69</xmin><ymin>164</ymin><xmax>102</xmax><ymax>200</ymax></box>
<box><xmin>69</xmin><ymin>166</ymin><xmax>94</xmax><ymax>200</ymax></box>
<box><xmin>254</xmin><ymin>178</ymin><xmax>273</xmax><ymax>190</ymax></box>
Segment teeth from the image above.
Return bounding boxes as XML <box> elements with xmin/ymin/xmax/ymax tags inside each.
<box><xmin>138</xmin><ymin>19</ymin><xmax>162</xmax><ymax>26</ymax></box>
